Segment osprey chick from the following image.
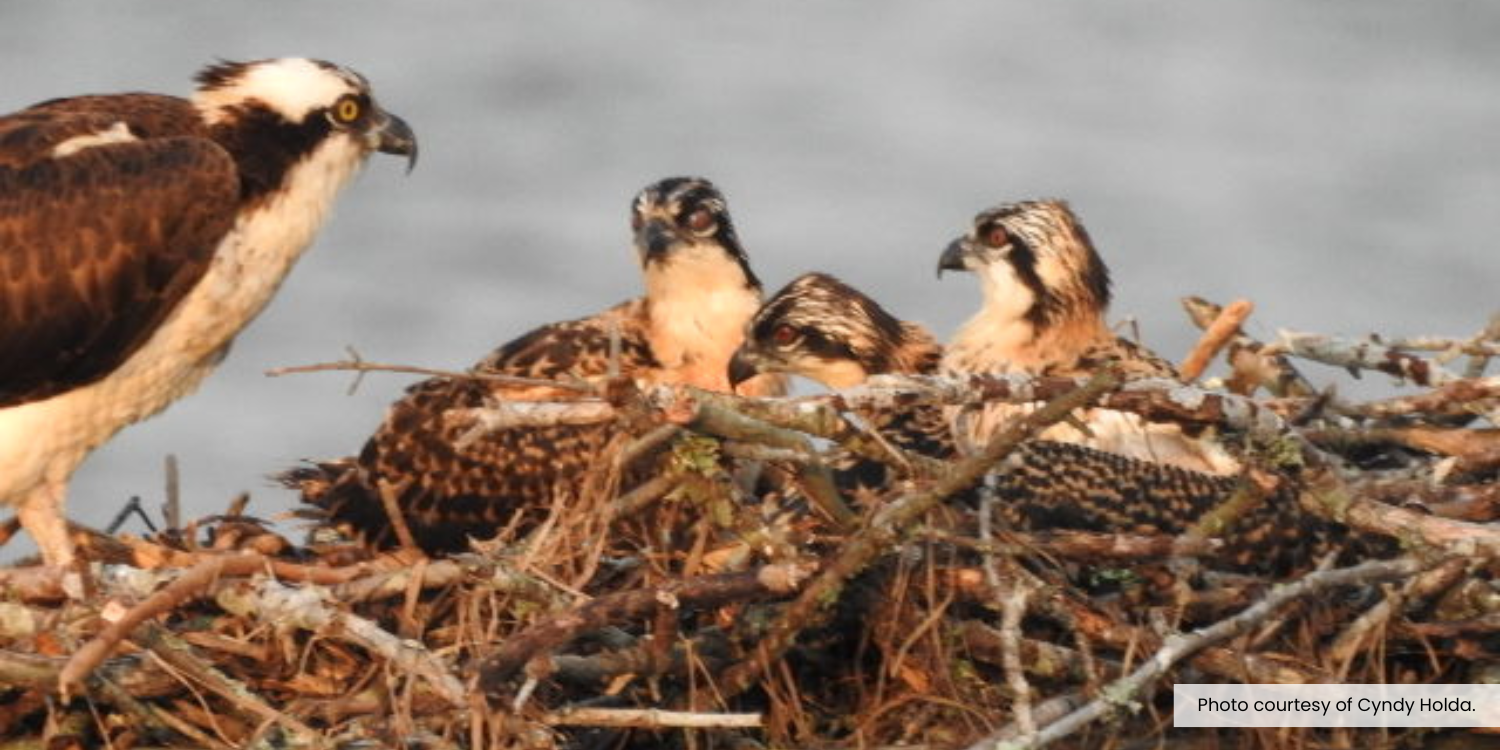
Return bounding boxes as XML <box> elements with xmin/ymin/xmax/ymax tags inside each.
<box><xmin>937</xmin><ymin>200</ymin><xmax>1238</xmax><ymax>475</ymax></box>
<box><xmin>0</xmin><ymin>58</ymin><xmax>415</xmax><ymax>566</ymax></box>
<box><xmin>727</xmin><ymin>272</ymin><xmax>1241</xmax><ymax>538</ymax></box>
<box><xmin>296</xmin><ymin>177</ymin><xmax>782</xmax><ymax>553</ymax></box>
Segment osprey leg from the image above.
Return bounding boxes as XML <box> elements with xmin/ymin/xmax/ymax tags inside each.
<box><xmin>16</xmin><ymin>481</ymin><xmax>75</xmax><ymax>567</ymax></box>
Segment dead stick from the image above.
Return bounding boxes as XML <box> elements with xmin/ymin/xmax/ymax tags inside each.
<box><xmin>1338</xmin><ymin>378</ymin><xmax>1500</xmax><ymax>420</ymax></box>
<box><xmin>266</xmin><ymin>358</ymin><xmax>593</xmax><ymax>394</ymax></box>
<box><xmin>163</xmin><ymin>454</ymin><xmax>181</xmax><ymax>531</ymax></box>
<box><xmin>217</xmin><ymin>577</ymin><xmax>467</xmax><ymax>707</ymax></box>
<box><xmin>1179</xmin><ymin>298</ymin><xmax>1253</xmax><ymax>382</ymax></box>
<box><xmin>612</xmin><ymin>475</ymin><xmax>684</xmax><ymax>518</ymax></box>
<box><xmin>540</xmin><ymin>707</ymin><xmax>761</xmax><ymax>729</ymax></box>
<box><xmin>947</xmin><ymin>529</ymin><xmax>1221</xmax><ymax>560</ymax></box>
<box><xmin>957</xmin><ymin>621</ymin><xmax>1122</xmax><ymax>683</ymax></box>
<box><xmin>1182</xmin><ymin>296</ymin><xmax>1315</xmax><ymax>397</ymax></box>
<box><xmin>59</xmin><ymin>553</ymin><xmax>270</xmax><ymax>693</ymax></box>
<box><xmin>964</xmin><ymin>556</ymin><xmax>1424</xmax><ymax>750</ymax></box>
<box><xmin>1303</xmin><ymin>469</ymin><xmax>1500</xmax><ymax>558</ymax></box>
<box><xmin>999</xmin><ymin>582</ymin><xmax>1035</xmax><ymax>737</ymax></box>
<box><xmin>139</xmin><ymin>624</ymin><xmax>323</xmax><ymax>744</ymax></box>
<box><xmin>377</xmin><ymin>478</ymin><xmax>422</xmax><ymax>554</ymax></box>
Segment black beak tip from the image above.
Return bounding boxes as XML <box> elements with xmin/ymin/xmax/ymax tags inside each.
<box><xmin>727</xmin><ymin>349</ymin><xmax>759</xmax><ymax>389</ymax></box>
<box><xmin>937</xmin><ymin>239</ymin><xmax>968</xmax><ymax>278</ymax></box>
<box><xmin>639</xmin><ymin>222</ymin><xmax>676</xmax><ymax>261</ymax></box>
<box><xmin>376</xmin><ymin>112</ymin><xmax>419</xmax><ymax>173</ymax></box>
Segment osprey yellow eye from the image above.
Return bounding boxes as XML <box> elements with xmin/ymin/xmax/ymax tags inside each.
<box><xmin>334</xmin><ymin>97</ymin><xmax>362</xmax><ymax>123</ymax></box>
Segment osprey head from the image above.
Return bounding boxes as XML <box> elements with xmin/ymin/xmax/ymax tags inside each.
<box><xmin>937</xmin><ymin>199</ymin><xmax>1111</xmax><ymax>330</ymax></box>
<box><xmin>630</xmin><ymin>176</ymin><xmax>758</xmax><ymax>288</ymax></box>
<box><xmin>729</xmin><ymin>273</ymin><xmax>939</xmax><ymax>389</ymax></box>
<box><xmin>193</xmin><ymin>58</ymin><xmax>417</xmax><ymax>172</ymax></box>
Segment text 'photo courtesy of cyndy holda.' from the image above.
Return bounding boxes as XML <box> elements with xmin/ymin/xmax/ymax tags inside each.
<box><xmin>1175</xmin><ymin>684</ymin><xmax>1500</xmax><ymax>728</ymax></box>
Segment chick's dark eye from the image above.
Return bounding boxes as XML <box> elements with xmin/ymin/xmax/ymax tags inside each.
<box><xmin>983</xmin><ymin>225</ymin><xmax>1010</xmax><ymax>248</ymax></box>
<box><xmin>771</xmin><ymin>325</ymin><xmax>798</xmax><ymax>346</ymax></box>
<box><xmin>685</xmin><ymin>209</ymin><xmax>716</xmax><ymax>235</ymax></box>
<box><xmin>631</xmin><ymin>212</ymin><xmax>644</xmax><ymax>232</ymax></box>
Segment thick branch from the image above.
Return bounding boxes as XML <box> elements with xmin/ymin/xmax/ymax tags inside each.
<box><xmin>1273</xmin><ymin>330</ymin><xmax>1465</xmax><ymax>387</ymax></box>
<box><xmin>1178</xmin><ymin>298</ymin><xmax>1254</xmax><ymax>382</ymax></box>
<box><xmin>1181</xmin><ymin>296</ymin><xmax>1315</xmax><ymax>397</ymax></box>
<box><xmin>1302</xmin><ymin>469</ymin><xmax>1500</xmax><ymax>559</ymax></box>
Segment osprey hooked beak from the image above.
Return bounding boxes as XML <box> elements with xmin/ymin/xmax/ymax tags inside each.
<box><xmin>727</xmin><ymin>345</ymin><xmax>765</xmax><ymax>389</ymax></box>
<box><xmin>635</xmin><ymin>218</ymin><xmax>679</xmax><ymax>263</ymax></box>
<box><xmin>369</xmin><ymin>111</ymin><xmax>419</xmax><ymax>173</ymax></box>
<box><xmin>936</xmin><ymin>237</ymin><xmax>973</xmax><ymax>278</ymax></box>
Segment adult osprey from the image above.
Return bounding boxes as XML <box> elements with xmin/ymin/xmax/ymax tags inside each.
<box><xmin>937</xmin><ymin>200</ymin><xmax>1239</xmax><ymax>475</ymax></box>
<box><xmin>0</xmin><ymin>58</ymin><xmax>417</xmax><ymax>567</ymax></box>
<box><xmin>293</xmin><ymin>177</ymin><xmax>784</xmax><ymax>553</ymax></box>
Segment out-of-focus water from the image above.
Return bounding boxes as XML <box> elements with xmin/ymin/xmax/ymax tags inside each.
<box><xmin>1</xmin><ymin>2</ymin><xmax>1496</xmax><ymax>552</ymax></box>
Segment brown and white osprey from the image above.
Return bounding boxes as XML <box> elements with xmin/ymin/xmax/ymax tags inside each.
<box><xmin>727</xmin><ymin>272</ymin><xmax>1239</xmax><ymax>531</ymax></box>
<box><xmin>0</xmin><ymin>58</ymin><xmax>416</xmax><ymax>566</ymax></box>
<box><xmin>728</xmin><ymin>273</ymin><xmax>1366</xmax><ymax>574</ymax></box>
<box><xmin>937</xmin><ymin>200</ymin><xmax>1239</xmax><ymax>475</ymax></box>
<box><xmin>294</xmin><ymin>177</ymin><xmax>783</xmax><ymax>553</ymax></box>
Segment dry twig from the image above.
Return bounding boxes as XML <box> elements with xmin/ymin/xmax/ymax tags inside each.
<box><xmin>964</xmin><ymin>557</ymin><xmax>1424</xmax><ymax>750</ymax></box>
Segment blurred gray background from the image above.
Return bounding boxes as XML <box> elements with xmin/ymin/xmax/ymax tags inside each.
<box><xmin>1</xmin><ymin>2</ymin><xmax>1496</xmax><ymax>551</ymax></box>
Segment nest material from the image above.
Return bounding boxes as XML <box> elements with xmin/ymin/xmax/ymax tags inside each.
<box><xmin>1</xmin><ymin>302</ymin><xmax>1498</xmax><ymax>749</ymax></box>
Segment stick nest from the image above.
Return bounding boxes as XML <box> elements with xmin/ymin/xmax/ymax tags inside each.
<box><xmin>2</xmin><ymin>301</ymin><xmax>1498</xmax><ymax>750</ymax></box>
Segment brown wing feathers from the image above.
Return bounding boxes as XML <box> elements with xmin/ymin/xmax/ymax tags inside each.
<box><xmin>305</xmin><ymin>377</ymin><xmax>631</xmax><ymax>553</ymax></box>
<box><xmin>0</xmin><ymin>94</ymin><xmax>206</xmax><ymax>168</ymax></box>
<box><xmin>473</xmin><ymin>300</ymin><xmax>659</xmax><ymax>379</ymax></box>
<box><xmin>297</xmin><ymin>306</ymin><xmax>659</xmax><ymax>554</ymax></box>
<box><xmin>0</xmin><ymin>134</ymin><xmax>237</xmax><ymax>406</ymax></box>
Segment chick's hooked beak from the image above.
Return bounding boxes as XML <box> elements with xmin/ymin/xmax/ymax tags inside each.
<box><xmin>727</xmin><ymin>346</ymin><xmax>763</xmax><ymax>389</ymax></box>
<box><xmin>936</xmin><ymin>237</ymin><xmax>977</xmax><ymax>279</ymax></box>
<box><xmin>370</xmin><ymin>110</ymin><xmax>418</xmax><ymax>173</ymax></box>
<box><xmin>636</xmin><ymin>219</ymin><xmax>678</xmax><ymax>262</ymax></box>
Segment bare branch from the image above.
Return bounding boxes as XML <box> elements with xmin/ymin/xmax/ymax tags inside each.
<box><xmin>965</xmin><ymin>557</ymin><xmax>1425</xmax><ymax>750</ymax></box>
<box><xmin>540</xmin><ymin>707</ymin><xmax>761</xmax><ymax>728</ymax></box>
<box><xmin>266</xmin><ymin>358</ymin><xmax>594</xmax><ymax>394</ymax></box>
<box><xmin>1179</xmin><ymin>298</ymin><xmax>1254</xmax><ymax>382</ymax></box>
<box><xmin>1273</xmin><ymin>330</ymin><xmax>1465</xmax><ymax>387</ymax></box>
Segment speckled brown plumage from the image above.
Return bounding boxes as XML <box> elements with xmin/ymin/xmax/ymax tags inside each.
<box><xmin>938</xmin><ymin>200</ymin><xmax>1240</xmax><ymax>474</ymax></box>
<box><xmin>730</xmin><ymin>272</ymin><xmax>1353</xmax><ymax>573</ymax></box>
<box><xmin>293</xmin><ymin>177</ymin><xmax>781</xmax><ymax>554</ymax></box>
<box><xmin>293</xmin><ymin>377</ymin><xmax>639</xmax><ymax>553</ymax></box>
